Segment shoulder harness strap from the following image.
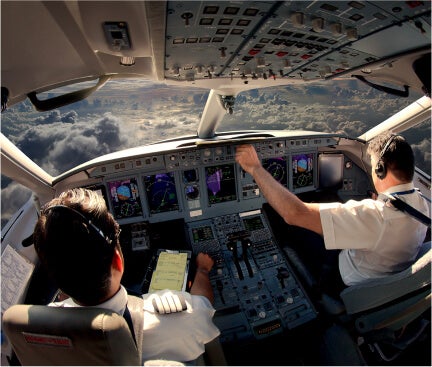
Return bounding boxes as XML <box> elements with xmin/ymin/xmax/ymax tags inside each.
<box><xmin>385</xmin><ymin>193</ymin><xmax>431</xmax><ymax>228</ymax></box>
<box><xmin>126</xmin><ymin>295</ymin><xmax>144</xmax><ymax>360</ymax></box>
<box><xmin>152</xmin><ymin>293</ymin><xmax>187</xmax><ymax>314</ymax></box>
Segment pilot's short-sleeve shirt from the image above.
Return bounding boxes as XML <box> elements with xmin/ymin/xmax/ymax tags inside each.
<box><xmin>50</xmin><ymin>286</ymin><xmax>220</xmax><ymax>363</ymax></box>
<box><xmin>319</xmin><ymin>183</ymin><xmax>429</xmax><ymax>285</ymax></box>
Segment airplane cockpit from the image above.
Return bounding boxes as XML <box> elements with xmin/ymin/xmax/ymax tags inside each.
<box><xmin>4</xmin><ymin>130</ymin><xmax>429</xmax><ymax>365</ymax></box>
<box><xmin>1</xmin><ymin>1</ymin><xmax>431</xmax><ymax>365</ymax></box>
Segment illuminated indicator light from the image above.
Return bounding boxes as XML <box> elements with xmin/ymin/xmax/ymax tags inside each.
<box><xmin>231</xmin><ymin>29</ymin><xmax>244</xmax><ymax>35</ymax></box>
<box><xmin>268</xmin><ymin>29</ymin><xmax>281</xmax><ymax>35</ymax></box>
<box><xmin>348</xmin><ymin>1</ymin><xmax>365</xmax><ymax>9</ymax></box>
<box><xmin>203</xmin><ymin>6</ymin><xmax>219</xmax><ymax>14</ymax></box>
<box><xmin>200</xmin><ymin>18</ymin><xmax>213</xmax><ymax>25</ymax></box>
<box><xmin>276</xmin><ymin>51</ymin><xmax>288</xmax><ymax>57</ymax></box>
<box><xmin>243</xmin><ymin>8</ymin><xmax>259</xmax><ymax>16</ymax></box>
<box><xmin>406</xmin><ymin>1</ymin><xmax>424</xmax><ymax>8</ymax></box>
<box><xmin>349</xmin><ymin>14</ymin><xmax>364</xmax><ymax>21</ymax></box>
<box><xmin>224</xmin><ymin>7</ymin><xmax>239</xmax><ymax>15</ymax></box>
<box><xmin>248</xmin><ymin>49</ymin><xmax>261</xmax><ymax>56</ymax></box>
<box><xmin>216</xmin><ymin>28</ymin><xmax>229</xmax><ymax>34</ymax></box>
<box><xmin>218</xmin><ymin>18</ymin><xmax>232</xmax><ymax>25</ymax></box>
<box><xmin>301</xmin><ymin>54</ymin><xmax>312</xmax><ymax>59</ymax></box>
<box><xmin>373</xmin><ymin>12</ymin><xmax>387</xmax><ymax>20</ymax></box>
<box><xmin>237</xmin><ymin>19</ymin><xmax>251</xmax><ymax>26</ymax></box>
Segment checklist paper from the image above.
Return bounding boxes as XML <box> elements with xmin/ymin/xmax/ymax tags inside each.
<box><xmin>149</xmin><ymin>251</ymin><xmax>189</xmax><ymax>292</ymax></box>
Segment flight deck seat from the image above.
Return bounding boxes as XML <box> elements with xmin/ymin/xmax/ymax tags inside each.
<box><xmin>2</xmin><ymin>303</ymin><xmax>227</xmax><ymax>366</ymax></box>
<box><xmin>284</xmin><ymin>241</ymin><xmax>431</xmax><ymax>363</ymax></box>
<box><xmin>2</xmin><ymin>305</ymin><xmax>140</xmax><ymax>365</ymax></box>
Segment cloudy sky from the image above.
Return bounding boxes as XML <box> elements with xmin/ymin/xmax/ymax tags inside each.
<box><xmin>1</xmin><ymin>79</ymin><xmax>430</xmax><ymax>226</ymax></box>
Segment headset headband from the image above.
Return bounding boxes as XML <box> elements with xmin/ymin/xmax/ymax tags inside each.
<box><xmin>379</xmin><ymin>134</ymin><xmax>398</xmax><ymax>160</ymax></box>
<box><xmin>45</xmin><ymin>205</ymin><xmax>113</xmax><ymax>245</ymax></box>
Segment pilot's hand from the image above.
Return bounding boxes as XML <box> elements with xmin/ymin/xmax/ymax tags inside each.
<box><xmin>235</xmin><ymin>144</ymin><xmax>262</xmax><ymax>175</ymax></box>
<box><xmin>196</xmin><ymin>253</ymin><xmax>214</xmax><ymax>273</ymax></box>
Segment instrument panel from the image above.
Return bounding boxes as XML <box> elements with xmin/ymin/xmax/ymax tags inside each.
<box><xmin>90</xmin><ymin>136</ymin><xmax>338</xmax><ymax>225</ymax></box>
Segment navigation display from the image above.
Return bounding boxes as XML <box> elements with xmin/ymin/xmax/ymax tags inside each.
<box><xmin>292</xmin><ymin>153</ymin><xmax>314</xmax><ymax>189</ymax></box>
<box><xmin>144</xmin><ymin>172</ymin><xmax>179</xmax><ymax>214</ymax></box>
<box><xmin>262</xmin><ymin>157</ymin><xmax>287</xmax><ymax>186</ymax></box>
<box><xmin>205</xmin><ymin>164</ymin><xmax>237</xmax><ymax>205</ymax></box>
<box><xmin>107</xmin><ymin>178</ymin><xmax>143</xmax><ymax>219</ymax></box>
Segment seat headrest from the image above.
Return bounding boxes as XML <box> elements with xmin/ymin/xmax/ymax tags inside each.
<box><xmin>2</xmin><ymin>305</ymin><xmax>140</xmax><ymax>366</ymax></box>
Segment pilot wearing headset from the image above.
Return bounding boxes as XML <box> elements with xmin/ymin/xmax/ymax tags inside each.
<box><xmin>33</xmin><ymin>188</ymin><xmax>220</xmax><ymax>363</ymax></box>
<box><xmin>236</xmin><ymin>133</ymin><xmax>429</xmax><ymax>295</ymax></box>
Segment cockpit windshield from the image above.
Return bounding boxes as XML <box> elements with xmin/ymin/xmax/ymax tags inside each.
<box><xmin>1</xmin><ymin>78</ymin><xmax>430</xmax><ymax>227</ymax></box>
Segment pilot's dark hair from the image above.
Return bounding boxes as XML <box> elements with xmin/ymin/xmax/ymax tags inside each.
<box><xmin>367</xmin><ymin>132</ymin><xmax>415</xmax><ymax>182</ymax></box>
<box><xmin>34</xmin><ymin>188</ymin><xmax>122</xmax><ymax>305</ymax></box>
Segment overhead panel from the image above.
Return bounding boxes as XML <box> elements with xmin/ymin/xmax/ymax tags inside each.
<box><xmin>164</xmin><ymin>1</ymin><xmax>431</xmax><ymax>83</ymax></box>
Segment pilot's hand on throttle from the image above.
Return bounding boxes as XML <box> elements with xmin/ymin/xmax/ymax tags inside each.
<box><xmin>196</xmin><ymin>253</ymin><xmax>214</xmax><ymax>273</ymax></box>
<box><xmin>235</xmin><ymin>144</ymin><xmax>261</xmax><ymax>175</ymax></box>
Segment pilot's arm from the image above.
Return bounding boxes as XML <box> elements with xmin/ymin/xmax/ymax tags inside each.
<box><xmin>190</xmin><ymin>253</ymin><xmax>215</xmax><ymax>304</ymax></box>
<box><xmin>235</xmin><ymin>144</ymin><xmax>323</xmax><ymax>235</ymax></box>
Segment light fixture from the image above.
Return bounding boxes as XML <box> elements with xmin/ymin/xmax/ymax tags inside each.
<box><xmin>120</xmin><ymin>56</ymin><xmax>135</xmax><ymax>66</ymax></box>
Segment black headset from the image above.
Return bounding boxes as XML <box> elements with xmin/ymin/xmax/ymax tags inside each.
<box><xmin>374</xmin><ymin>134</ymin><xmax>399</xmax><ymax>180</ymax></box>
<box><xmin>45</xmin><ymin>205</ymin><xmax>114</xmax><ymax>246</ymax></box>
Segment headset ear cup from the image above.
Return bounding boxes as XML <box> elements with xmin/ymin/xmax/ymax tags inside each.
<box><xmin>375</xmin><ymin>160</ymin><xmax>386</xmax><ymax>179</ymax></box>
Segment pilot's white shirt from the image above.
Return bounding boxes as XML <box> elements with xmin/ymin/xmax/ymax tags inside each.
<box><xmin>319</xmin><ymin>182</ymin><xmax>430</xmax><ymax>286</ymax></box>
<box><xmin>50</xmin><ymin>286</ymin><xmax>220</xmax><ymax>363</ymax></box>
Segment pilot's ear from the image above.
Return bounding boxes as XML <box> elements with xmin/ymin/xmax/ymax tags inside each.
<box><xmin>112</xmin><ymin>248</ymin><xmax>124</xmax><ymax>272</ymax></box>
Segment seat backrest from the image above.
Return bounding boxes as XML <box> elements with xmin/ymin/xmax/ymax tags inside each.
<box><xmin>2</xmin><ymin>304</ymin><xmax>140</xmax><ymax>366</ymax></box>
<box><xmin>340</xmin><ymin>242</ymin><xmax>431</xmax><ymax>316</ymax></box>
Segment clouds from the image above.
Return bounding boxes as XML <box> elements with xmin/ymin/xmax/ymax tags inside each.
<box><xmin>15</xmin><ymin>113</ymin><xmax>128</xmax><ymax>176</ymax></box>
<box><xmin>1</xmin><ymin>182</ymin><xmax>32</xmax><ymax>227</ymax></box>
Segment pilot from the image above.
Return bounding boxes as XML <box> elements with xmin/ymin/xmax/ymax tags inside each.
<box><xmin>235</xmin><ymin>133</ymin><xmax>429</xmax><ymax>296</ymax></box>
<box><xmin>33</xmin><ymin>188</ymin><xmax>220</xmax><ymax>363</ymax></box>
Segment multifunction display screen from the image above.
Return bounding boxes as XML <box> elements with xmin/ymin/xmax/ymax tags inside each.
<box><xmin>107</xmin><ymin>178</ymin><xmax>143</xmax><ymax>219</ymax></box>
<box><xmin>144</xmin><ymin>172</ymin><xmax>179</xmax><ymax>214</ymax></box>
<box><xmin>205</xmin><ymin>164</ymin><xmax>237</xmax><ymax>205</ymax></box>
<box><xmin>292</xmin><ymin>153</ymin><xmax>314</xmax><ymax>189</ymax></box>
<box><xmin>262</xmin><ymin>157</ymin><xmax>287</xmax><ymax>186</ymax></box>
